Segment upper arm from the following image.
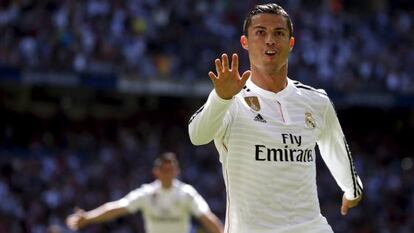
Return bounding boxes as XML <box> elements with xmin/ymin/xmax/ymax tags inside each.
<box><xmin>119</xmin><ymin>187</ymin><xmax>147</xmax><ymax>214</ymax></box>
<box><xmin>185</xmin><ymin>186</ymin><xmax>210</xmax><ymax>217</ymax></box>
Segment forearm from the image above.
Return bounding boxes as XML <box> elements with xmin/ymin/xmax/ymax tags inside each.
<box><xmin>188</xmin><ymin>90</ymin><xmax>233</xmax><ymax>145</ymax></box>
<box><xmin>199</xmin><ymin>213</ymin><xmax>224</xmax><ymax>233</ymax></box>
<box><xmin>84</xmin><ymin>201</ymin><xmax>128</xmax><ymax>225</ymax></box>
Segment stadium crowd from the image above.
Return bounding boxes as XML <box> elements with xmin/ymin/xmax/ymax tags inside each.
<box><xmin>0</xmin><ymin>0</ymin><xmax>413</xmax><ymax>93</ymax></box>
<box><xmin>0</xmin><ymin>98</ymin><xmax>413</xmax><ymax>233</ymax></box>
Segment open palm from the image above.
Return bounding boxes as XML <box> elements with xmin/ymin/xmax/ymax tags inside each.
<box><xmin>209</xmin><ymin>53</ymin><xmax>251</xmax><ymax>100</ymax></box>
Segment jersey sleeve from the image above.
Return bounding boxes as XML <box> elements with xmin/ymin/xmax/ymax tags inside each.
<box><xmin>188</xmin><ymin>89</ymin><xmax>234</xmax><ymax>145</ymax></box>
<box><xmin>118</xmin><ymin>186</ymin><xmax>147</xmax><ymax>214</ymax></box>
<box><xmin>317</xmin><ymin>98</ymin><xmax>363</xmax><ymax>200</ymax></box>
<box><xmin>185</xmin><ymin>185</ymin><xmax>211</xmax><ymax>217</ymax></box>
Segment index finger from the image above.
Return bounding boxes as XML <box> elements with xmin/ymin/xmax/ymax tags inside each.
<box><xmin>231</xmin><ymin>53</ymin><xmax>238</xmax><ymax>72</ymax></box>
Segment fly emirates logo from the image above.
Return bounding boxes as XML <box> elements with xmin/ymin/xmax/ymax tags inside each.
<box><xmin>255</xmin><ymin>133</ymin><xmax>313</xmax><ymax>163</ymax></box>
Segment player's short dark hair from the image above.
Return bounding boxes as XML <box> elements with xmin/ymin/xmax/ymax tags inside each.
<box><xmin>154</xmin><ymin>152</ymin><xmax>179</xmax><ymax>168</ymax></box>
<box><xmin>243</xmin><ymin>3</ymin><xmax>293</xmax><ymax>38</ymax></box>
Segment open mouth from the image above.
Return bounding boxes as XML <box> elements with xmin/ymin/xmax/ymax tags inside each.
<box><xmin>264</xmin><ymin>50</ymin><xmax>277</xmax><ymax>56</ymax></box>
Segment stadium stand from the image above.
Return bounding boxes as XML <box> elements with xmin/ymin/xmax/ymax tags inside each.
<box><xmin>0</xmin><ymin>0</ymin><xmax>413</xmax><ymax>232</ymax></box>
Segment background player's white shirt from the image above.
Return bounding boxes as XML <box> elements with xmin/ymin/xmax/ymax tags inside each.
<box><xmin>188</xmin><ymin>78</ymin><xmax>363</xmax><ymax>233</ymax></box>
<box><xmin>119</xmin><ymin>179</ymin><xmax>210</xmax><ymax>233</ymax></box>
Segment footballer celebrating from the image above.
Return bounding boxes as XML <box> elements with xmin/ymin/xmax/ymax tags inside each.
<box><xmin>188</xmin><ymin>3</ymin><xmax>362</xmax><ymax>233</ymax></box>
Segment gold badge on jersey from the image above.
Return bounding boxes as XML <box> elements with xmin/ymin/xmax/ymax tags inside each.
<box><xmin>244</xmin><ymin>96</ymin><xmax>260</xmax><ymax>111</ymax></box>
<box><xmin>305</xmin><ymin>112</ymin><xmax>316</xmax><ymax>129</ymax></box>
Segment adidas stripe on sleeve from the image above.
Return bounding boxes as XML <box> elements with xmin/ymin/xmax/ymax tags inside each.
<box><xmin>317</xmin><ymin>98</ymin><xmax>363</xmax><ymax>200</ymax></box>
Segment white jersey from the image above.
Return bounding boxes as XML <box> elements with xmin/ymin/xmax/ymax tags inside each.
<box><xmin>119</xmin><ymin>179</ymin><xmax>210</xmax><ymax>233</ymax></box>
<box><xmin>188</xmin><ymin>78</ymin><xmax>363</xmax><ymax>233</ymax></box>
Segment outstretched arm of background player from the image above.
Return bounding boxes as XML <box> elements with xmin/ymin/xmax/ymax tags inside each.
<box><xmin>66</xmin><ymin>200</ymin><xmax>129</xmax><ymax>230</ymax></box>
<box><xmin>317</xmin><ymin>98</ymin><xmax>363</xmax><ymax>216</ymax></box>
<box><xmin>199</xmin><ymin>212</ymin><xmax>224</xmax><ymax>233</ymax></box>
<box><xmin>188</xmin><ymin>53</ymin><xmax>250</xmax><ymax>145</ymax></box>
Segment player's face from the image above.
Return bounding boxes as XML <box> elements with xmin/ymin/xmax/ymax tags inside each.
<box><xmin>241</xmin><ymin>13</ymin><xmax>294</xmax><ymax>74</ymax></box>
<box><xmin>154</xmin><ymin>161</ymin><xmax>179</xmax><ymax>182</ymax></box>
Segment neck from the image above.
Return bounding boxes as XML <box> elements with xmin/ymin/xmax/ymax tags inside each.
<box><xmin>161</xmin><ymin>180</ymin><xmax>173</xmax><ymax>189</ymax></box>
<box><xmin>250</xmin><ymin>63</ymin><xmax>288</xmax><ymax>93</ymax></box>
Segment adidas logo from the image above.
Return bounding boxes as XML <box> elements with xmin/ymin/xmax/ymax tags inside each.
<box><xmin>254</xmin><ymin>114</ymin><xmax>267</xmax><ymax>123</ymax></box>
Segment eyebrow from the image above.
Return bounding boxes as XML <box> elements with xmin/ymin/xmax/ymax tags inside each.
<box><xmin>252</xmin><ymin>26</ymin><xmax>288</xmax><ymax>31</ymax></box>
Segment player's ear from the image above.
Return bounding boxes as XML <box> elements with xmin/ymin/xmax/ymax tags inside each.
<box><xmin>240</xmin><ymin>35</ymin><xmax>248</xmax><ymax>50</ymax></box>
<box><xmin>289</xmin><ymin>37</ymin><xmax>295</xmax><ymax>52</ymax></box>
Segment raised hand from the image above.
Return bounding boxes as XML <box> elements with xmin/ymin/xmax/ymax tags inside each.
<box><xmin>209</xmin><ymin>53</ymin><xmax>251</xmax><ymax>100</ymax></box>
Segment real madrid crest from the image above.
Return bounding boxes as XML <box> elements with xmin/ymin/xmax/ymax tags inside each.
<box><xmin>244</xmin><ymin>96</ymin><xmax>260</xmax><ymax>111</ymax></box>
<box><xmin>305</xmin><ymin>112</ymin><xmax>316</xmax><ymax>129</ymax></box>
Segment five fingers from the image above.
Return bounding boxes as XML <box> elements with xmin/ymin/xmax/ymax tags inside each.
<box><xmin>209</xmin><ymin>53</ymin><xmax>249</xmax><ymax>99</ymax></box>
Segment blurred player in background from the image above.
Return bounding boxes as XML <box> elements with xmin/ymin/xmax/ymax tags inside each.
<box><xmin>66</xmin><ymin>152</ymin><xmax>223</xmax><ymax>233</ymax></box>
<box><xmin>188</xmin><ymin>3</ymin><xmax>362</xmax><ymax>233</ymax></box>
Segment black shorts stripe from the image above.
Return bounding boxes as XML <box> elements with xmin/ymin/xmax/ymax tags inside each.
<box><xmin>188</xmin><ymin>105</ymin><xmax>205</xmax><ymax>124</ymax></box>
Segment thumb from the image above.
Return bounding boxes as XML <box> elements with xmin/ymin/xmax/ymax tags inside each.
<box><xmin>341</xmin><ymin>202</ymin><xmax>348</xmax><ymax>216</ymax></box>
<box><xmin>240</xmin><ymin>70</ymin><xmax>251</xmax><ymax>84</ymax></box>
<box><xmin>341</xmin><ymin>194</ymin><xmax>350</xmax><ymax>216</ymax></box>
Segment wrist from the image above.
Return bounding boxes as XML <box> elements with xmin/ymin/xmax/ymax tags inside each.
<box><xmin>213</xmin><ymin>90</ymin><xmax>234</xmax><ymax>101</ymax></box>
<box><xmin>344</xmin><ymin>192</ymin><xmax>362</xmax><ymax>201</ymax></box>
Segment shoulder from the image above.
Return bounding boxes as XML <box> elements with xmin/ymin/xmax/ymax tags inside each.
<box><xmin>175</xmin><ymin>180</ymin><xmax>199</xmax><ymax>196</ymax></box>
<box><xmin>292</xmin><ymin>80</ymin><xmax>328</xmax><ymax>96</ymax></box>
<box><xmin>290</xmin><ymin>80</ymin><xmax>330</xmax><ymax>103</ymax></box>
<box><xmin>133</xmin><ymin>181</ymin><xmax>159</xmax><ymax>195</ymax></box>
<box><xmin>122</xmin><ymin>182</ymin><xmax>157</xmax><ymax>205</ymax></box>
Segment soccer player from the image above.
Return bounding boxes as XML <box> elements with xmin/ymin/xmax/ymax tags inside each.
<box><xmin>65</xmin><ymin>152</ymin><xmax>224</xmax><ymax>233</ymax></box>
<box><xmin>188</xmin><ymin>3</ymin><xmax>362</xmax><ymax>233</ymax></box>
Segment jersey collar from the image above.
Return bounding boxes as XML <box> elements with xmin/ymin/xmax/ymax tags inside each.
<box><xmin>154</xmin><ymin>179</ymin><xmax>180</xmax><ymax>191</ymax></box>
<box><xmin>246</xmin><ymin>77</ymin><xmax>294</xmax><ymax>100</ymax></box>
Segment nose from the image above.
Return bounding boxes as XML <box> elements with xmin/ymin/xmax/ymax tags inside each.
<box><xmin>265</xmin><ymin>34</ymin><xmax>276</xmax><ymax>46</ymax></box>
